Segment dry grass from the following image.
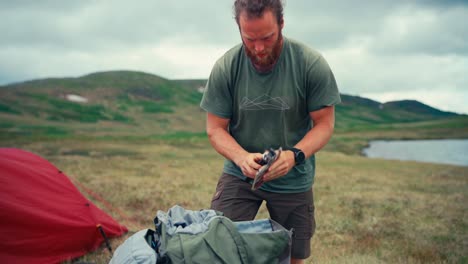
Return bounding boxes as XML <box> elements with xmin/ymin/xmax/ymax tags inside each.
<box><xmin>12</xmin><ymin>139</ymin><xmax>468</xmax><ymax>264</ymax></box>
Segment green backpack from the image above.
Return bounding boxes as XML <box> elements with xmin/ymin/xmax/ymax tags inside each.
<box><xmin>155</xmin><ymin>205</ymin><xmax>292</xmax><ymax>264</ymax></box>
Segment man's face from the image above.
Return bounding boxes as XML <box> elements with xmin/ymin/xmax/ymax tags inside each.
<box><xmin>238</xmin><ymin>10</ymin><xmax>284</xmax><ymax>71</ymax></box>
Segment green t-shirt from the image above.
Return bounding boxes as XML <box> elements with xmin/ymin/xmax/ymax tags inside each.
<box><xmin>200</xmin><ymin>37</ymin><xmax>341</xmax><ymax>193</ymax></box>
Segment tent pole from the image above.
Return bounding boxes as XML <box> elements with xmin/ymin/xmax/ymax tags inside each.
<box><xmin>97</xmin><ymin>224</ymin><xmax>112</xmax><ymax>253</ymax></box>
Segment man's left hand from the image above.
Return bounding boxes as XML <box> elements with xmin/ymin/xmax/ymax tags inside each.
<box><xmin>262</xmin><ymin>150</ymin><xmax>295</xmax><ymax>182</ymax></box>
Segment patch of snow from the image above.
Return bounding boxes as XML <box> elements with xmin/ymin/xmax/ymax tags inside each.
<box><xmin>66</xmin><ymin>94</ymin><xmax>88</xmax><ymax>103</ymax></box>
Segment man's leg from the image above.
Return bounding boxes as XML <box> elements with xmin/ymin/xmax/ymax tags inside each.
<box><xmin>264</xmin><ymin>188</ymin><xmax>316</xmax><ymax>262</ymax></box>
<box><xmin>210</xmin><ymin>173</ymin><xmax>263</xmax><ymax>221</ymax></box>
<box><xmin>291</xmin><ymin>259</ymin><xmax>305</xmax><ymax>264</ymax></box>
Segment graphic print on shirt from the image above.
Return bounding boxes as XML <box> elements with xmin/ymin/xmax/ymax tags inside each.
<box><xmin>239</xmin><ymin>95</ymin><xmax>290</xmax><ymax>111</ymax></box>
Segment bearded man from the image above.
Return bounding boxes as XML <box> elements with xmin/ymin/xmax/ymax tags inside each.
<box><xmin>200</xmin><ymin>1</ymin><xmax>341</xmax><ymax>263</ymax></box>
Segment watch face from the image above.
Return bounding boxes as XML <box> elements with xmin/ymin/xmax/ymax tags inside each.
<box><xmin>291</xmin><ymin>148</ymin><xmax>305</xmax><ymax>164</ymax></box>
<box><xmin>296</xmin><ymin>151</ymin><xmax>305</xmax><ymax>164</ymax></box>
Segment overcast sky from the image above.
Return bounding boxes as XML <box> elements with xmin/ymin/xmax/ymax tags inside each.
<box><xmin>1</xmin><ymin>0</ymin><xmax>467</xmax><ymax>114</ymax></box>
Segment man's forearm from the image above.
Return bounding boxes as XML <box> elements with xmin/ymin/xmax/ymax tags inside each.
<box><xmin>295</xmin><ymin>121</ymin><xmax>334</xmax><ymax>159</ymax></box>
<box><xmin>295</xmin><ymin>107</ymin><xmax>336</xmax><ymax>159</ymax></box>
<box><xmin>207</xmin><ymin>127</ymin><xmax>249</xmax><ymax>166</ymax></box>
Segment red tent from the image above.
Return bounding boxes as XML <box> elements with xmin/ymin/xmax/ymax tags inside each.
<box><xmin>0</xmin><ymin>148</ymin><xmax>128</xmax><ymax>263</ymax></box>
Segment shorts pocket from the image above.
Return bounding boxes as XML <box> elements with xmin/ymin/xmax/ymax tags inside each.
<box><xmin>309</xmin><ymin>204</ymin><xmax>316</xmax><ymax>237</ymax></box>
<box><xmin>211</xmin><ymin>173</ymin><xmax>228</xmax><ymax>203</ymax></box>
<box><xmin>211</xmin><ymin>185</ymin><xmax>223</xmax><ymax>202</ymax></box>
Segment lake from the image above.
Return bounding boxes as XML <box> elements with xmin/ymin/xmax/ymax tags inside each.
<box><xmin>362</xmin><ymin>139</ymin><xmax>468</xmax><ymax>167</ymax></box>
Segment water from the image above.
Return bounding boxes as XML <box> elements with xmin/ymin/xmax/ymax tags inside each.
<box><xmin>362</xmin><ymin>139</ymin><xmax>468</xmax><ymax>166</ymax></box>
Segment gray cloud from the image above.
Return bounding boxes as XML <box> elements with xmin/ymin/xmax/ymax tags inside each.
<box><xmin>285</xmin><ymin>1</ymin><xmax>468</xmax><ymax>55</ymax></box>
<box><xmin>0</xmin><ymin>1</ymin><xmax>237</xmax><ymax>50</ymax></box>
<box><xmin>370</xmin><ymin>5</ymin><xmax>468</xmax><ymax>56</ymax></box>
<box><xmin>0</xmin><ymin>0</ymin><xmax>467</xmax><ymax>113</ymax></box>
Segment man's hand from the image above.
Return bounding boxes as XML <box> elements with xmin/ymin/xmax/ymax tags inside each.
<box><xmin>235</xmin><ymin>152</ymin><xmax>264</xmax><ymax>179</ymax></box>
<box><xmin>262</xmin><ymin>149</ymin><xmax>295</xmax><ymax>182</ymax></box>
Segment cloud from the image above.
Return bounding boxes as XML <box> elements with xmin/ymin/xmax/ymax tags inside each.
<box><xmin>0</xmin><ymin>1</ymin><xmax>237</xmax><ymax>50</ymax></box>
<box><xmin>281</xmin><ymin>1</ymin><xmax>468</xmax><ymax>113</ymax></box>
<box><xmin>0</xmin><ymin>0</ymin><xmax>238</xmax><ymax>82</ymax></box>
<box><xmin>285</xmin><ymin>1</ymin><xmax>468</xmax><ymax>55</ymax></box>
<box><xmin>372</xmin><ymin>5</ymin><xmax>468</xmax><ymax>55</ymax></box>
<box><xmin>325</xmin><ymin>47</ymin><xmax>467</xmax><ymax>92</ymax></box>
<box><xmin>0</xmin><ymin>0</ymin><xmax>467</xmax><ymax>114</ymax></box>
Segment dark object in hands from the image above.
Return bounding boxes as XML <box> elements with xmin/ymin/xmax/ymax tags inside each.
<box><xmin>252</xmin><ymin>148</ymin><xmax>282</xmax><ymax>190</ymax></box>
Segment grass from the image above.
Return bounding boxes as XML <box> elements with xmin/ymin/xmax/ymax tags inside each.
<box><xmin>117</xmin><ymin>94</ymin><xmax>174</xmax><ymax>114</ymax></box>
<box><xmin>8</xmin><ymin>137</ymin><xmax>467</xmax><ymax>264</ymax></box>
<box><xmin>9</xmin><ymin>92</ymin><xmax>134</xmax><ymax>123</ymax></box>
<box><xmin>2</xmin><ymin>72</ymin><xmax>467</xmax><ymax>262</ymax></box>
<box><xmin>0</xmin><ymin>102</ymin><xmax>21</xmax><ymax>114</ymax></box>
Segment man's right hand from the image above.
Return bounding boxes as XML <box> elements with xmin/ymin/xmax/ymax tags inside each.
<box><xmin>235</xmin><ymin>153</ymin><xmax>264</xmax><ymax>179</ymax></box>
<box><xmin>206</xmin><ymin>113</ymin><xmax>265</xmax><ymax>178</ymax></box>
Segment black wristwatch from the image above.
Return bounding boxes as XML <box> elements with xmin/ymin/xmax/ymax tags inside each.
<box><xmin>288</xmin><ymin>147</ymin><xmax>305</xmax><ymax>165</ymax></box>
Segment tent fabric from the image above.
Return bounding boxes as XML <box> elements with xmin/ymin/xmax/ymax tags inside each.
<box><xmin>0</xmin><ymin>148</ymin><xmax>128</xmax><ymax>264</ymax></box>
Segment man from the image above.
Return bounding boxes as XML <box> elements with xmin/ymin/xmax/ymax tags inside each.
<box><xmin>200</xmin><ymin>0</ymin><xmax>341</xmax><ymax>263</ymax></box>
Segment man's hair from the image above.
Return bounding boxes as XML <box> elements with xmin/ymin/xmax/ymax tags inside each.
<box><xmin>233</xmin><ymin>0</ymin><xmax>284</xmax><ymax>25</ymax></box>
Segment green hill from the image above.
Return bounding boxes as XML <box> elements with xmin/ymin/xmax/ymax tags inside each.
<box><xmin>1</xmin><ymin>70</ymin><xmax>202</xmax><ymax>119</ymax></box>
<box><xmin>335</xmin><ymin>95</ymin><xmax>460</xmax><ymax>131</ymax></box>
<box><xmin>1</xmin><ymin>70</ymin><xmax>466</xmax><ymax>150</ymax></box>
<box><xmin>0</xmin><ymin>71</ymin><xmax>205</xmax><ymax>140</ymax></box>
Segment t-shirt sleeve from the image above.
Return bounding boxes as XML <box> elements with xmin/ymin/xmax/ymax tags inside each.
<box><xmin>199</xmin><ymin>59</ymin><xmax>233</xmax><ymax>119</ymax></box>
<box><xmin>306</xmin><ymin>55</ymin><xmax>341</xmax><ymax>112</ymax></box>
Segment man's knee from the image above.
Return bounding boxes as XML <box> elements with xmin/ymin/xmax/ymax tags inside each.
<box><xmin>290</xmin><ymin>258</ymin><xmax>305</xmax><ymax>264</ymax></box>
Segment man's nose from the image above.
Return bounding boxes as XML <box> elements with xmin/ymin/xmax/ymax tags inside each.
<box><xmin>254</xmin><ymin>42</ymin><xmax>265</xmax><ymax>53</ymax></box>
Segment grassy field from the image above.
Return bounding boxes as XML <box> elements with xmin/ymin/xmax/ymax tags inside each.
<box><xmin>7</xmin><ymin>135</ymin><xmax>467</xmax><ymax>264</ymax></box>
<box><xmin>2</xmin><ymin>72</ymin><xmax>467</xmax><ymax>263</ymax></box>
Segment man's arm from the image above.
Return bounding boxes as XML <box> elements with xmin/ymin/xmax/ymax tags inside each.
<box><xmin>206</xmin><ymin>112</ymin><xmax>263</xmax><ymax>178</ymax></box>
<box><xmin>296</xmin><ymin>105</ymin><xmax>336</xmax><ymax>158</ymax></box>
<box><xmin>263</xmin><ymin>105</ymin><xmax>336</xmax><ymax>181</ymax></box>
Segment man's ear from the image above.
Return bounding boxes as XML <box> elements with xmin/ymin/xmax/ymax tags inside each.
<box><xmin>280</xmin><ymin>18</ymin><xmax>284</xmax><ymax>30</ymax></box>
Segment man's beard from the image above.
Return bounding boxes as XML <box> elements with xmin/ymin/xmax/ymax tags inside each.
<box><xmin>244</xmin><ymin>31</ymin><xmax>283</xmax><ymax>72</ymax></box>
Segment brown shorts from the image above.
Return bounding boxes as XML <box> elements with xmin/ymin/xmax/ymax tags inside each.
<box><xmin>210</xmin><ymin>173</ymin><xmax>316</xmax><ymax>259</ymax></box>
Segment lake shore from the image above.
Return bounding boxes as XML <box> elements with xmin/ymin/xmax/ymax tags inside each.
<box><xmin>363</xmin><ymin>139</ymin><xmax>468</xmax><ymax>167</ymax></box>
